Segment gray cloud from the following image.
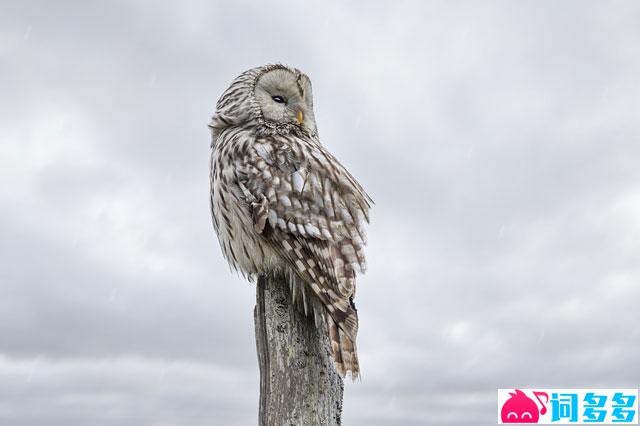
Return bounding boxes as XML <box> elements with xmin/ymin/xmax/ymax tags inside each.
<box><xmin>1</xmin><ymin>1</ymin><xmax>639</xmax><ymax>425</ymax></box>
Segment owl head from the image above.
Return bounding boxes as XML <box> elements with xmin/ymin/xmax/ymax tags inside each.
<box><xmin>210</xmin><ymin>64</ymin><xmax>318</xmax><ymax>138</ymax></box>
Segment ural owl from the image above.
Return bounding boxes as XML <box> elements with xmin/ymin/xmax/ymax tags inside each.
<box><xmin>209</xmin><ymin>64</ymin><xmax>371</xmax><ymax>378</ymax></box>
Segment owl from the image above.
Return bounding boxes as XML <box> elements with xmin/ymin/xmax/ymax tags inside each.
<box><xmin>209</xmin><ymin>64</ymin><xmax>371</xmax><ymax>378</ymax></box>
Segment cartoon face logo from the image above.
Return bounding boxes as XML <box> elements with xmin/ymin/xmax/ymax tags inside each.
<box><xmin>501</xmin><ymin>389</ymin><xmax>548</xmax><ymax>423</ymax></box>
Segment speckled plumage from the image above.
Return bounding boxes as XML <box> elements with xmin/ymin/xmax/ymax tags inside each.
<box><xmin>209</xmin><ymin>64</ymin><xmax>371</xmax><ymax>378</ymax></box>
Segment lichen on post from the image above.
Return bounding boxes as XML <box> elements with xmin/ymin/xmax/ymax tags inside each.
<box><xmin>254</xmin><ymin>275</ymin><xmax>344</xmax><ymax>426</ymax></box>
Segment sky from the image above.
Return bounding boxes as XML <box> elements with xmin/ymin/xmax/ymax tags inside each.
<box><xmin>1</xmin><ymin>1</ymin><xmax>639</xmax><ymax>425</ymax></box>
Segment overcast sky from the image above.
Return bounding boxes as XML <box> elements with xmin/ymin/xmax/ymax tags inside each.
<box><xmin>1</xmin><ymin>1</ymin><xmax>639</xmax><ymax>425</ymax></box>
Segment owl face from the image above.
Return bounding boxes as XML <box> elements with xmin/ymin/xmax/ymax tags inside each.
<box><xmin>254</xmin><ymin>68</ymin><xmax>317</xmax><ymax>135</ymax></box>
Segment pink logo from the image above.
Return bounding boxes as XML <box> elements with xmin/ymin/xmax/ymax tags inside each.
<box><xmin>501</xmin><ymin>389</ymin><xmax>549</xmax><ymax>423</ymax></box>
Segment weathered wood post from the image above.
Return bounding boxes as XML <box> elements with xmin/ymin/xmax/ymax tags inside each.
<box><xmin>254</xmin><ymin>275</ymin><xmax>344</xmax><ymax>426</ymax></box>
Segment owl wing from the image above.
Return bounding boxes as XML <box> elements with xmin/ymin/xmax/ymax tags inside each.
<box><xmin>234</xmin><ymin>133</ymin><xmax>371</xmax><ymax>338</ymax></box>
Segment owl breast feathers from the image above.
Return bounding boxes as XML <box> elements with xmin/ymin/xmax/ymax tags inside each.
<box><xmin>209</xmin><ymin>64</ymin><xmax>371</xmax><ymax>378</ymax></box>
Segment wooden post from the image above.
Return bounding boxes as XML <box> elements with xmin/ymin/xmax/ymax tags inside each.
<box><xmin>254</xmin><ymin>275</ymin><xmax>344</xmax><ymax>426</ymax></box>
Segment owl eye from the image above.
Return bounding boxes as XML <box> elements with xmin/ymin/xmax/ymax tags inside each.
<box><xmin>271</xmin><ymin>95</ymin><xmax>286</xmax><ymax>104</ymax></box>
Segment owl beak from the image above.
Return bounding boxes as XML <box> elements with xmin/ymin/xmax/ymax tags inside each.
<box><xmin>296</xmin><ymin>110</ymin><xmax>304</xmax><ymax>125</ymax></box>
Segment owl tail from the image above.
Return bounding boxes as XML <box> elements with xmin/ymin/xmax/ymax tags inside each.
<box><xmin>326</xmin><ymin>312</ymin><xmax>360</xmax><ymax>379</ymax></box>
<box><xmin>287</xmin><ymin>269</ymin><xmax>360</xmax><ymax>378</ymax></box>
<box><xmin>305</xmin><ymin>281</ymin><xmax>360</xmax><ymax>379</ymax></box>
